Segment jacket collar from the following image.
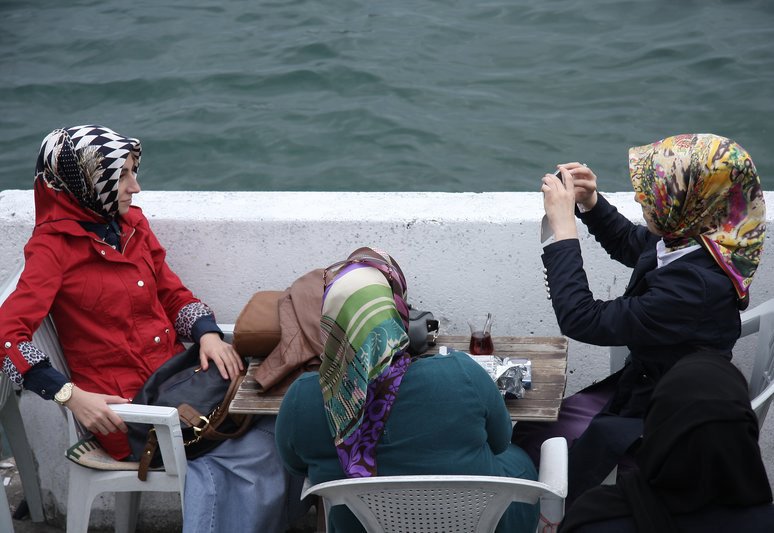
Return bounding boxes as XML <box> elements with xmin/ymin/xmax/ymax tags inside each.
<box><xmin>33</xmin><ymin>177</ymin><xmax>143</xmax><ymax>239</ymax></box>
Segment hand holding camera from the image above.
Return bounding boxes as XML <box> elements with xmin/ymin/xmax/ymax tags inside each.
<box><xmin>540</xmin><ymin>166</ymin><xmax>578</xmax><ymax>242</ymax></box>
<box><xmin>539</xmin><ymin>163</ymin><xmax>599</xmax><ymax>243</ymax></box>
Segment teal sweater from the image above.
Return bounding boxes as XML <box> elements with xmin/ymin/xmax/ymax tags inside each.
<box><xmin>275</xmin><ymin>350</ymin><xmax>539</xmax><ymax>532</ymax></box>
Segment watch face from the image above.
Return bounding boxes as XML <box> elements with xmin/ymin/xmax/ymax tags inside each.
<box><xmin>55</xmin><ymin>382</ymin><xmax>73</xmax><ymax>404</ymax></box>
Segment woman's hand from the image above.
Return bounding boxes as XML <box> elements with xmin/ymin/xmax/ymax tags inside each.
<box><xmin>557</xmin><ymin>161</ymin><xmax>598</xmax><ymax>211</ymax></box>
<box><xmin>541</xmin><ymin>166</ymin><xmax>579</xmax><ymax>241</ymax></box>
<box><xmin>199</xmin><ymin>332</ymin><xmax>244</xmax><ymax>380</ymax></box>
<box><xmin>66</xmin><ymin>386</ymin><xmax>129</xmax><ymax>435</ymax></box>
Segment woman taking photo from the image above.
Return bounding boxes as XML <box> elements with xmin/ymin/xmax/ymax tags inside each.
<box><xmin>514</xmin><ymin>133</ymin><xmax>766</xmax><ymax>505</ymax></box>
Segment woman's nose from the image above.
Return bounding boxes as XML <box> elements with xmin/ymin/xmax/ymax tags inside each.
<box><xmin>129</xmin><ymin>175</ymin><xmax>141</xmax><ymax>194</ymax></box>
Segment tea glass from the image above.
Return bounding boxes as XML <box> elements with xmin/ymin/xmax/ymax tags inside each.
<box><xmin>468</xmin><ymin>313</ymin><xmax>494</xmax><ymax>355</ymax></box>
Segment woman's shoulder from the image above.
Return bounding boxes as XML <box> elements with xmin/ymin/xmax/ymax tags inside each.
<box><xmin>285</xmin><ymin>371</ymin><xmax>322</xmax><ymax>398</ymax></box>
<box><xmin>652</xmin><ymin>248</ymin><xmax>734</xmax><ymax>291</ymax></box>
<box><xmin>23</xmin><ymin>231</ymin><xmax>74</xmax><ymax>265</ymax></box>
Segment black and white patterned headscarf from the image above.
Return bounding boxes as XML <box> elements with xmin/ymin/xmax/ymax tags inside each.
<box><xmin>35</xmin><ymin>125</ymin><xmax>141</xmax><ymax>220</ymax></box>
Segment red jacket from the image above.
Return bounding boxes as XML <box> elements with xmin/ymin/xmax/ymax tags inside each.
<box><xmin>1</xmin><ymin>181</ymin><xmax>201</xmax><ymax>457</ymax></box>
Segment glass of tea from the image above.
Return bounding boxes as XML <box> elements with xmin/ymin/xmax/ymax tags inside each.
<box><xmin>468</xmin><ymin>313</ymin><xmax>494</xmax><ymax>355</ymax></box>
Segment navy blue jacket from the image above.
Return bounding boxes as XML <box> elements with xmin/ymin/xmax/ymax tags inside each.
<box><xmin>542</xmin><ymin>194</ymin><xmax>740</xmax><ymax>416</ymax></box>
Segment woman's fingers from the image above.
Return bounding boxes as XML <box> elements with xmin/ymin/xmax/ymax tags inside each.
<box><xmin>226</xmin><ymin>345</ymin><xmax>244</xmax><ymax>372</ymax></box>
<box><xmin>206</xmin><ymin>347</ymin><xmax>241</xmax><ymax>379</ymax></box>
<box><xmin>219</xmin><ymin>349</ymin><xmax>241</xmax><ymax>380</ymax></box>
<box><xmin>210</xmin><ymin>354</ymin><xmax>231</xmax><ymax>380</ymax></box>
<box><xmin>542</xmin><ymin>173</ymin><xmax>563</xmax><ymax>190</ymax></box>
<box><xmin>199</xmin><ymin>333</ymin><xmax>244</xmax><ymax>379</ymax></box>
<box><xmin>72</xmin><ymin>392</ymin><xmax>129</xmax><ymax>434</ymax></box>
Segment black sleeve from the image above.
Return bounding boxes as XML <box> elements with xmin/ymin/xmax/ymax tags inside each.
<box><xmin>542</xmin><ymin>239</ymin><xmax>710</xmax><ymax>347</ymax></box>
<box><xmin>579</xmin><ymin>194</ymin><xmax>658</xmax><ymax>268</ymax></box>
<box><xmin>21</xmin><ymin>360</ymin><xmax>69</xmax><ymax>400</ymax></box>
<box><xmin>191</xmin><ymin>315</ymin><xmax>222</xmax><ymax>344</ymax></box>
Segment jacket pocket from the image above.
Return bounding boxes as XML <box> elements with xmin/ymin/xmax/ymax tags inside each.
<box><xmin>78</xmin><ymin>271</ymin><xmax>103</xmax><ymax>311</ymax></box>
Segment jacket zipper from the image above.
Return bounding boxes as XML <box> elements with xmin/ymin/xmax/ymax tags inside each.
<box><xmin>93</xmin><ymin>227</ymin><xmax>136</xmax><ymax>255</ymax></box>
<box><xmin>122</xmin><ymin>228</ymin><xmax>136</xmax><ymax>255</ymax></box>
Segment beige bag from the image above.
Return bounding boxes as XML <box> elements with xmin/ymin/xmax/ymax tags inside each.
<box><xmin>232</xmin><ymin>269</ymin><xmax>325</xmax><ymax>393</ymax></box>
<box><xmin>232</xmin><ymin>291</ymin><xmax>284</xmax><ymax>357</ymax></box>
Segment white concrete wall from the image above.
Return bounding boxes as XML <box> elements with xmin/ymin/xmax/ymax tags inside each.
<box><xmin>2</xmin><ymin>189</ymin><xmax>774</xmax><ymax>529</ymax></box>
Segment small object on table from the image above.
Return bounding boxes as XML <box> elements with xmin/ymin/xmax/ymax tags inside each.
<box><xmin>467</xmin><ymin>354</ymin><xmax>531</xmax><ymax>398</ymax></box>
<box><xmin>468</xmin><ymin>313</ymin><xmax>494</xmax><ymax>355</ymax></box>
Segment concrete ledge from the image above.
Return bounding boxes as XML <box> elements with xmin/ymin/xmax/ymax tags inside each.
<box><xmin>2</xmin><ymin>189</ymin><xmax>773</xmax><ymax>528</ymax></box>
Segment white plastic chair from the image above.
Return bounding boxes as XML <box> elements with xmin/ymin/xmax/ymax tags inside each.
<box><xmin>740</xmin><ymin>297</ymin><xmax>774</xmax><ymax>424</ymax></box>
<box><xmin>302</xmin><ymin>436</ymin><xmax>567</xmax><ymax>533</ymax></box>
<box><xmin>1</xmin><ymin>265</ymin><xmax>189</xmax><ymax>533</ymax></box>
<box><xmin>1</xmin><ymin>273</ymin><xmax>46</xmax><ymax>532</ymax></box>
<box><xmin>1</xmin><ymin>375</ymin><xmax>46</xmax><ymax>530</ymax></box>
<box><xmin>0</xmin><ymin>470</ymin><xmax>10</xmax><ymax>533</ymax></box>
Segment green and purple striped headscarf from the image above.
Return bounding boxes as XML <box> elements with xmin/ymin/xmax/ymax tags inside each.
<box><xmin>319</xmin><ymin>247</ymin><xmax>411</xmax><ymax>477</ymax></box>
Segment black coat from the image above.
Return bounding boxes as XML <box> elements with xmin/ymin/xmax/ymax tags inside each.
<box><xmin>559</xmin><ymin>353</ymin><xmax>773</xmax><ymax>533</ymax></box>
<box><xmin>543</xmin><ymin>194</ymin><xmax>741</xmax><ymax>417</ymax></box>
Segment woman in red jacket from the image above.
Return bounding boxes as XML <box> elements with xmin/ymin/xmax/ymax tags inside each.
<box><xmin>0</xmin><ymin>125</ymin><xmax>303</xmax><ymax>532</ymax></box>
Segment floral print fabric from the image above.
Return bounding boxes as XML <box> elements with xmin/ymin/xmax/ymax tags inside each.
<box><xmin>629</xmin><ymin>133</ymin><xmax>766</xmax><ymax>301</ymax></box>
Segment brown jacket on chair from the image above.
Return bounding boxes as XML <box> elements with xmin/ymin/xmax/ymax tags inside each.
<box><xmin>233</xmin><ymin>269</ymin><xmax>324</xmax><ymax>394</ymax></box>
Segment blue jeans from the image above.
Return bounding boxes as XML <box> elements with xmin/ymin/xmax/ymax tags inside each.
<box><xmin>183</xmin><ymin>416</ymin><xmax>309</xmax><ymax>533</ymax></box>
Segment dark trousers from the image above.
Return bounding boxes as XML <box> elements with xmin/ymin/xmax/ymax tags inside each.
<box><xmin>512</xmin><ymin>373</ymin><xmax>643</xmax><ymax>508</ymax></box>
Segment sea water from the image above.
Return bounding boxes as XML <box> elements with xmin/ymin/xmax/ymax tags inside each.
<box><xmin>1</xmin><ymin>0</ymin><xmax>772</xmax><ymax>192</ymax></box>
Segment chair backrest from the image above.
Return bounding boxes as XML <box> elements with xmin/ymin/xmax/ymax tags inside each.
<box><xmin>31</xmin><ymin>312</ymin><xmax>93</xmax><ymax>444</ymax></box>
<box><xmin>303</xmin><ymin>475</ymin><xmax>556</xmax><ymax>533</ymax></box>
<box><xmin>741</xmin><ymin>298</ymin><xmax>774</xmax><ymax>423</ymax></box>
<box><xmin>3</xmin><ymin>264</ymin><xmax>90</xmax><ymax>444</ymax></box>
<box><xmin>303</xmin><ymin>437</ymin><xmax>566</xmax><ymax>533</ymax></box>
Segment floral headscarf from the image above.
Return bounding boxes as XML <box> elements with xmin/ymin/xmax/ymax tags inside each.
<box><xmin>35</xmin><ymin>125</ymin><xmax>141</xmax><ymax>220</ymax></box>
<box><xmin>319</xmin><ymin>247</ymin><xmax>411</xmax><ymax>477</ymax></box>
<box><xmin>629</xmin><ymin>133</ymin><xmax>766</xmax><ymax>304</ymax></box>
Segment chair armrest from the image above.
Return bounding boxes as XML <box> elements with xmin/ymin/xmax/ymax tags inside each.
<box><xmin>537</xmin><ymin>437</ymin><xmax>568</xmax><ymax>497</ymax></box>
<box><xmin>109</xmin><ymin>403</ymin><xmax>179</xmax><ymax>425</ymax></box>
<box><xmin>741</xmin><ymin>309</ymin><xmax>762</xmax><ymax>337</ymax></box>
<box><xmin>109</xmin><ymin>403</ymin><xmax>187</xmax><ymax>479</ymax></box>
<box><xmin>752</xmin><ymin>380</ymin><xmax>774</xmax><ymax>421</ymax></box>
<box><xmin>741</xmin><ymin>298</ymin><xmax>774</xmax><ymax>337</ymax></box>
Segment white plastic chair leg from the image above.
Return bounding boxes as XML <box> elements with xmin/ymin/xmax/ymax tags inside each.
<box><xmin>538</xmin><ymin>494</ymin><xmax>564</xmax><ymax>532</ymax></box>
<box><xmin>66</xmin><ymin>463</ymin><xmax>100</xmax><ymax>533</ymax></box>
<box><xmin>115</xmin><ymin>492</ymin><xmax>141</xmax><ymax>533</ymax></box>
<box><xmin>537</xmin><ymin>437</ymin><xmax>568</xmax><ymax>531</ymax></box>
<box><xmin>1</xmin><ymin>482</ymin><xmax>14</xmax><ymax>533</ymax></box>
<box><xmin>0</xmin><ymin>392</ymin><xmax>45</xmax><ymax>522</ymax></box>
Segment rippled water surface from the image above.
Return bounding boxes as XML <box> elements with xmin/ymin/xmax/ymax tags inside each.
<box><xmin>2</xmin><ymin>0</ymin><xmax>773</xmax><ymax>192</ymax></box>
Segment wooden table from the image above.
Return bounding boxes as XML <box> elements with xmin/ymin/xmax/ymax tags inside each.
<box><xmin>230</xmin><ymin>335</ymin><xmax>568</xmax><ymax>421</ymax></box>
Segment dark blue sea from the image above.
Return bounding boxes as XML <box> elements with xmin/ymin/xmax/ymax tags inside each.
<box><xmin>2</xmin><ymin>0</ymin><xmax>773</xmax><ymax>192</ymax></box>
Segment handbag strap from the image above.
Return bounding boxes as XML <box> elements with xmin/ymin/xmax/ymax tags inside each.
<box><xmin>200</xmin><ymin>374</ymin><xmax>254</xmax><ymax>440</ymax></box>
<box><xmin>137</xmin><ymin>430</ymin><xmax>159</xmax><ymax>481</ymax></box>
